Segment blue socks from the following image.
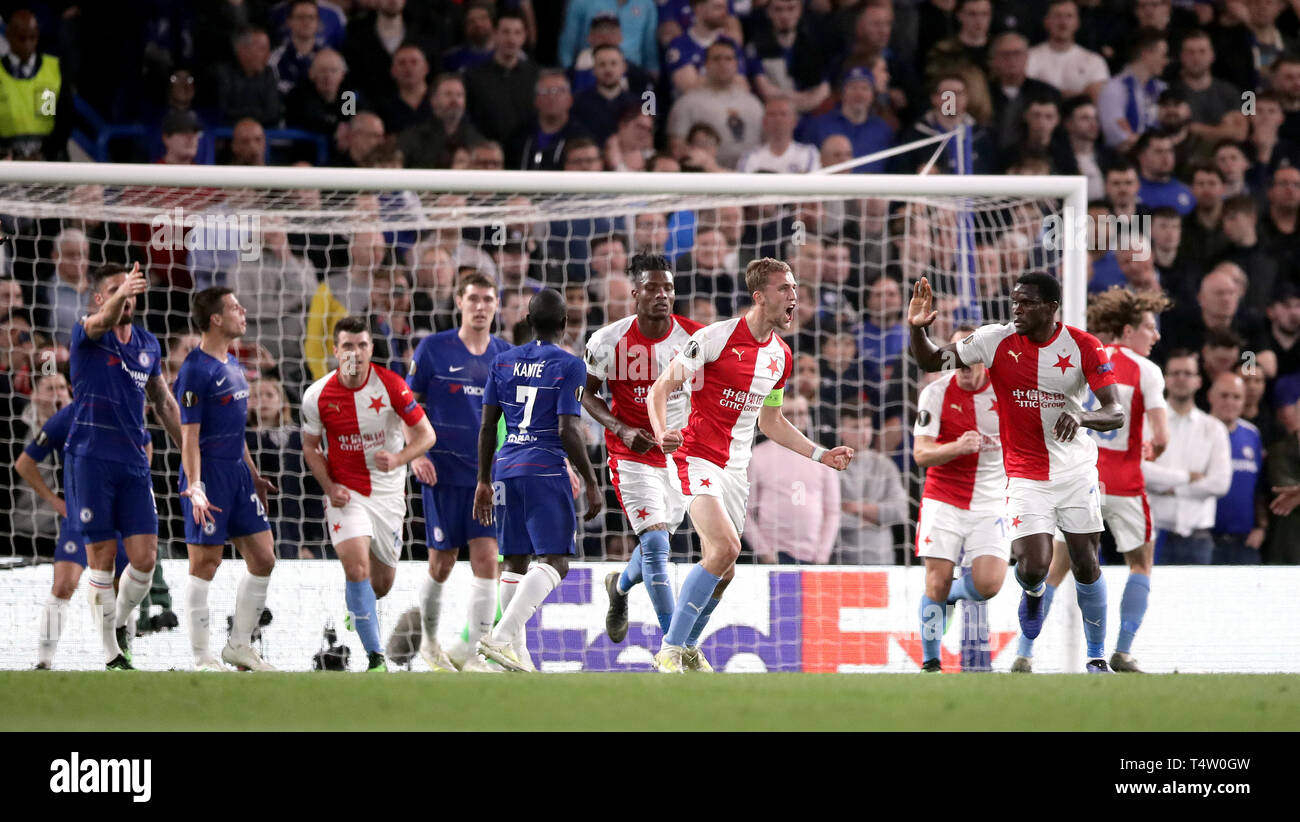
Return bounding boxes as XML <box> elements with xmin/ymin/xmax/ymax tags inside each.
<box><xmin>1015</xmin><ymin>583</ymin><xmax>1056</xmax><ymax>658</ymax></box>
<box><xmin>686</xmin><ymin>595</ymin><xmax>720</xmax><ymax>647</ymax></box>
<box><xmin>1075</xmin><ymin>575</ymin><xmax>1108</xmax><ymax>659</ymax></box>
<box><xmin>618</xmin><ymin>546</ymin><xmax>643</xmax><ymax>593</ymax></box>
<box><xmin>663</xmin><ymin>564</ymin><xmax>720</xmax><ymax>647</ymax></box>
<box><xmin>1116</xmin><ymin>573</ymin><xmax>1150</xmax><ymax>655</ymax></box>
<box><xmin>345</xmin><ymin>579</ymin><xmax>381</xmax><ymax>654</ymax></box>
<box><xmin>946</xmin><ymin>573</ymin><xmax>988</xmax><ymax>605</ymax></box>
<box><xmin>920</xmin><ymin>594</ymin><xmax>944</xmax><ymax>662</ymax></box>
<box><xmin>638</xmin><ymin>530</ymin><xmax>675</xmax><ymax>634</ymax></box>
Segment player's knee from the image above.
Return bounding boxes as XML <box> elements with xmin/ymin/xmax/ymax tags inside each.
<box><xmin>371</xmin><ymin>578</ymin><xmax>393</xmax><ymax>598</ymax></box>
<box><xmin>248</xmin><ymin>554</ymin><xmax>275</xmax><ymax>577</ymax></box>
<box><xmin>974</xmin><ymin>573</ymin><xmax>1004</xmax><ymax>599</ymax></box>
<box><xmin>925</xmin><ymin>577</ymin><xmax>952</xmax><ymax>602</ymax></box>
<box><xmin>342</xmin><ymin>560</ymin><xmax>368</xmax><ymax>583</ymax></box>
<box><xmin>1015</xmin><ymin>561</ymin><xmax>1047</xmax><ymax>588</ymax></box>
<box><xmin>502</xmin><ymin>556</ymin><xmax>530</xmax><ymax>575</ymax></box>
<box><xmin>542</xmin><ymin>556</ymin><xmax>569</xmax><ymax>579</ymax></box>
<box><xmin>430</xmin><ymin>552</ymin><xmax>455</xmax><ymax>583</ymax></box>
<box><xmin>1126</xmin><ymin>547</ymin><xmax>1153</xmax><ymax>575</ymax></box>
<box><xmin>51</xmin><ymin>579</ymin><xmax>78</xmax><ymax>599</ymax></box>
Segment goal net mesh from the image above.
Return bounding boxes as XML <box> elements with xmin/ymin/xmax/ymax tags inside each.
<box><xmin>0</xmin><ymin>175</ymin><xmax>1072</xmax><ymax>671</ymax></box>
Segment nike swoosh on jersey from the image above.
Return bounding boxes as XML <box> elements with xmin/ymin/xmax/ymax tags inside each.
<box><xmin>216</xmin><ymin>377</ymin><xmax>227</xmax><ymax>386</ymax></box>
<box><xmin>449</xmin><ymin>366</ymin><xmax>465</xmax><ymax>372</ymax></box>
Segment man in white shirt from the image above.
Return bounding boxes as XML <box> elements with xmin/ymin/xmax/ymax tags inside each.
<box><xmin>1026</xmin><ymin>0</ymin><xmax>1109</xmax><ymax>100</ymax></box>
<box><xmin>1141</xmin><ymin>349</ymin><xmax>1232</xmax><ymax>563</ymax></box>
<box><xmin>736</xmin><ymin>95</ymin><xmax>820</xmax><ymax>174</ymax></box>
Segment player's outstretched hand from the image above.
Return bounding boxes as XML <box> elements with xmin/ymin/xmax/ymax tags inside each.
<box><xmin>907</xmin><ymin>277</ymin><xmax>938</xmax><ymax>328</ymax></box>
<box><xmin>327</xmin><ymin>484</ymin><xmax>350</xmax><ymax>508</ymax></box>
<box><xmin>52</xmin><ymin>497</ymin><xmax>67</xmax><ymax>519</ymax></box>
<box><xmin>954</xmin><ymin>430</ymin><xmax>981</xmax><ymax>455</ymax></box>
<box><xmin>1052</xmin><ymin>412</ymin><xmax>1080</xmax><ymax>442</ymax></box>
<box><xmin>820</xmin><ymin>445</ymin><xmax>855</xmax><ymax>471</ymax></box>
<box><xmin>181</xmin><ymin>485</ymin><xmax>223</xmax><ymax>526</ymax></box>
<box><xmin>411</xmin><ymin>455</ymin><xmax>437</xmax><ymax>485</ymax></box>
<box><xmin>253</xmin><ymin>474</ymin><xmax>278</xmax><ymax>512</ymax></box>
<box><xmin>473</xmin><ymin>482</ymin><xmax>495</xmax><ymax>526</ymax></box>
<box><xmin>583</xmin><ymin>480</ymin><xmax>603</xmax><ymax>522</ymax></box>
<box><xmin>659</xmin><ymin>429</ymin><xmax>683</xmax><ymax>454</ymax></box>
<box><xmin>116</xmin><ymin>262</ymin><xmax>148</xmax><ymax>298</ymax></box>
<box><xmin>374</xmin><ymin>450</ymin><xmax>401</xmax><ymax>472</ymax></box>
<box><xmin>620</xmin><ymin>425</ymin><xmax>658</xmax><ymax>454</ymax></box>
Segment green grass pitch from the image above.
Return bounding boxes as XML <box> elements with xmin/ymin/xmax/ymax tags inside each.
<box><xmin>4</xmin><ymin>672</ymin><xmax>1299</xmax><ymax>731</ymax></box>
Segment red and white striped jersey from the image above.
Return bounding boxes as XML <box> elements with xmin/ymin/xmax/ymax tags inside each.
<box><xmin>956</xmin><ymin>322</ymin><xmax>1118</xmax><ymax>482</ymax></box>
<box><xmin>913</xmin><ymin>371</ymin><xmax>1005</xmax><ymax>512</ymax></box>
<box><xmin>1089</xmin><ymin>344</ymin><xmax>1166</xmax><ymax>496</ymax></box>
<box><xmin>672</xmin><ymin>316</ymin><xmax>793</xmax><ymax>472</ymax></box>
<box><xmin>585</xmin><ymin>313</ymin><xmax>702</xmax><ymax>467</ymax></box>
<box><xmin>301</xmin><ymin>363</ymin><xmax>426</xmax><ymax>498</ymax></box>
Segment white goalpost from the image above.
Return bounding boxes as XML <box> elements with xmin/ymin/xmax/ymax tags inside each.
<box><xmin>0</xmin><ymin>161</ymin><xmax>1111</xmax><ymax>673</ymax></box>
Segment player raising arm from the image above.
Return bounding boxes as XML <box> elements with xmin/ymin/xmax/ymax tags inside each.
<box><xmin>301</xmin><ymin>316</ymin><xmax>435</xmax><ymax>673</ymax></box>
<box><xmin>66</xmin><ymin>263</ymin><xmax>184</xmax><ymax>669</ymax></box>
<box><xmin>473</xmin><ymin>289</ymin><xmax>602</xmax><ymax>672</ymax></box>
<box><xmin>175</xmin><ymin>288</ymin><xmax>279</xmax><ymax>672</ymax></box>
<box><xmin>909</xmin><ymin>273</ymin><xmax>1125</xmax><ymax>673</ymax></box>
<box><xmin>1012</xmin><ymin>288</ymin><xmax>1172</xmax><ymax>673</ymax></box>
<box><xmin>646</xmin><ymin>258</ymin><xmax>854</xmax><ymax>673</ymax></box>
<box><xmin>583</xmin><ymin>253</ymin><xmax>702</xmax><ymax>652</ymax></box>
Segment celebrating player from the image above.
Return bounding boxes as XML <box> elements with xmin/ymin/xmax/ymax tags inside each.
<box><xmin>913</xmin><ymin>326</ymin><xmax>1009</xmax><ymax>673</ymax></box>
<box><xmin>174</xmin><ymin>288</ymin><xmax>279</xmax><ymax>672</ymax></box>
<box><xmin>405</xmin><ymin>273</ymin><xmax>511</xmax><ymax>673</ymax></box>
<box><xmin>473</xmin><ymin>289</ymin><xmax>603</xmax><ymax>672</ymax></box>
<box><xmin>1011</xmin><ymin>287</ymin><xmax>1171</xmax><ymax>673</ymax></box>
<box><xmin>14</xmin><ymin>372</ymin><xmax>132</xmax><ymax>669</ymax></box>
<box><xmin>583</xmin><ymin>253</ymin><xmax>703</xmax><ymax>654</ymax></box>
<box><xmin>65</xmin><ymin>263</ymin><xmax>184</xmax><ymax>670</ymax></box>
<box><xmin>301</xmin><ymin>316</ymin><xmax>435</xmax><ymax>673</ymax></box>
<box><xmin>909</xmin><ymin>273</ymin><xmax>1125</xmax><ymax>673</ymax></box>
<box><xmin>646</xmin><ymin>258</ymin><xmax>855</xmax><ymax>673</ymax></box>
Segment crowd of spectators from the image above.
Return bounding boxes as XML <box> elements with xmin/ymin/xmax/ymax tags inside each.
<box><xmin>1</xmin><ymin>0</ymin><xmax>1299</xmax><ymax>564</ymax></box>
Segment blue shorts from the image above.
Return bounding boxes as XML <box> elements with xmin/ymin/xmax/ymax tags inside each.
<box><xmin>180</xmin><ymin>459</ymin><xmax>271</xmax><ymax>545</ymax></box>
<box><xmin>54</xmin><ymin>518</ymin><xmax>130</xmax><ymax>576</ymax></box>
<box><xmin>65</xmin><ymin>454</ymin><xmax>158</xmax><ymax>543</ymax></box>
<box><xmin>423</xmin><ymin>483</ymin><xmax>495</xmax><ymax>551</ymax></box>
<box><xmin>493</xmin><ymin>475</ymin><xmax>577</xmax><ymax>557</ymax></box>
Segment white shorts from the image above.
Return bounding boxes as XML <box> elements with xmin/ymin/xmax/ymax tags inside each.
<box><xmin>325</xmin><ymin>487</ymin><xmax>406</xmax><ymax>567</ymax></box>
<box><xmin>674</xmin><ymin>455</ymin><xmax>749</xmax><ymax>537</ymax></box>
<box><xmin>915</xmin><ymin>497</ymin><xmax>1010</xmax><ymax>565</ymax></box>
<box><xmin>1102</xmin><ymin>492</ymin><xmax>1152</xmax><ymax>553</ymax></box>
<box><xmin>609</xmin><ymin>457</ymin><xmax>687</xmax><ymax>535</ymax></box>
<box><xmin>1004</xmin><ymin>469</ymin><xmax>1103</xmax><ymax>540</ymax></box>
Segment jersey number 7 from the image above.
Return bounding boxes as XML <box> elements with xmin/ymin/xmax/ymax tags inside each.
<box><xmin>516</xmin><ymin>385</ymin><xmax>538</xmax><ymax>434</ymax></box>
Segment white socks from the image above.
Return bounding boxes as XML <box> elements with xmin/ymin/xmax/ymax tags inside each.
<box><xmin>419</xmin><ymin>575</ymin><xmax>444</xmax><ymax>646</ymax></box>
<box><xmin>187</xmin><ymin>575</ymin><xmax>212</xmax><ymax>662</ymax></box>
<box><xmin>115</xmin><ymin>563</ymin><xmax>153</xmax><ymax>629</ymax></box>
<box><xmin>87</xmin><ymin>568</ymin><xmax>119</xmax><ymax>663</ymax></box>
<box><xmin>493</xmin><ymin>564</ymin><xmax>561</xmax><ymax>646</ymax></box>
<box><xmin>467</xmin><ymin>575</ymin><xmax>496</xmax><ymax>651</ymax></box>
<box><xmin>232</xmin><ymin>573</ymin><xmax>270</xmax><ymax>647</ymax></box>
<box><xmin>38</xmin><ymin>595</ymin><xmax>70</xmax><ymax>668</ymax></box>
